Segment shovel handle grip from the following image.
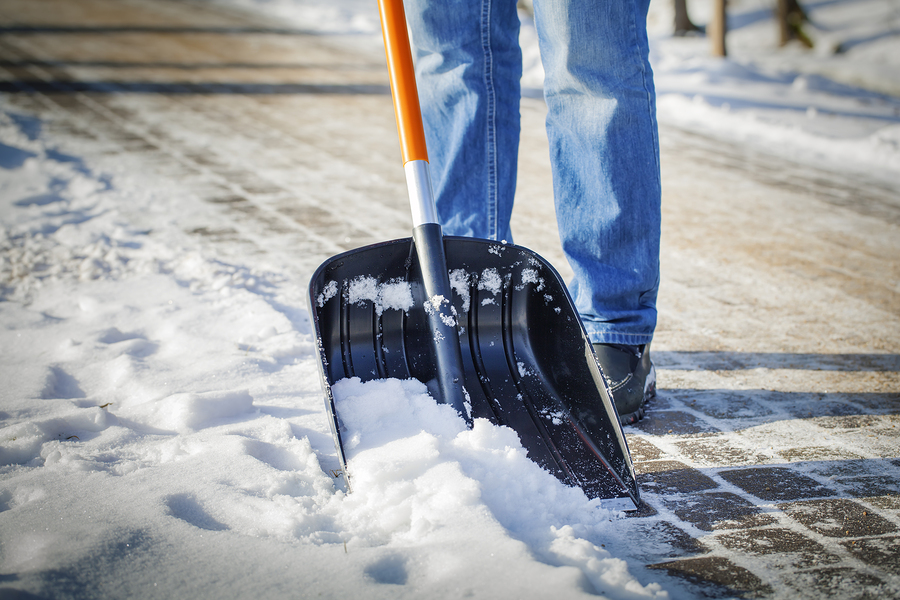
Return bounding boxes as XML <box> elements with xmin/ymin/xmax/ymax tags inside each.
<box><xmin>378</xmin><ymin>0</ymin><xmax>428</xmax><ymax>164</ymax></box>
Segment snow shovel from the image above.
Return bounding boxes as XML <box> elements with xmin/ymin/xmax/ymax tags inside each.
<box><xmin>308</xmin><ymin>0</ymin><xmax>640</xmax><ymax>510</ymax></box>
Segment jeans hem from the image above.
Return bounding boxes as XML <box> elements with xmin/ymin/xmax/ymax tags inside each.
<box><xmin>584</xmin><ymin>329</ymin><xmax>654</xmax><ymax>347</ymax></box>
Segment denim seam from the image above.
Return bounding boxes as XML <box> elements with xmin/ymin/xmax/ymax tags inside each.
<box><xmin>627</xmin><ymin>0</ymin><xmax>662</xmax><ymax>340</ymax></box>
<box><xmin>480</xmin><ymin>0</ymin><xmax>498</xmax><ymax>240</ymax></box>
<box><xmin>630</xmin><ymin>0</ymin><xmax>662</xmax><ymax>200</ymax></box>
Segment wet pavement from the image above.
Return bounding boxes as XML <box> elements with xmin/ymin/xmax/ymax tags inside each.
<box><xmin>1</xmin><ymin>0</ymin><xmax>898</xmax><ymax>597</ymax></box>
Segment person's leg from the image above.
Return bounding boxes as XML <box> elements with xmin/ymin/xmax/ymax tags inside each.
<box><xmin>404</xmin><ymin>0</ymin><xmax>522</xmax><ymax>242</ymax></box>
<box><xmin>533</xmin><ymin>0</ymin><xmax>661</xmax><ymax>347</ymax></box>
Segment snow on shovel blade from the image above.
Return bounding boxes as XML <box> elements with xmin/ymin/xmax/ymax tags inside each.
<box><xmin>309</xmin><ymin>236</ymin><xmax>640</xmax><ymax>510</ymax></box>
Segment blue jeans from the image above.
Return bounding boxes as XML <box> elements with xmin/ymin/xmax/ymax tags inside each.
<box><xmin>405</xmin><ymin>0</ymin><xmax>661</xmax><ymax>346</ymax></box>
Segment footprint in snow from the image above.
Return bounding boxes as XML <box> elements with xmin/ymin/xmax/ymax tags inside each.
<box><xmin>164</xmin><ymin>493</ymin><xmax>229</xmax><ymax>532</ymax></box>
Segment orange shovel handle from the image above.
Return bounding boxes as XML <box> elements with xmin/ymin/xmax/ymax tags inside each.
<box><xmin>378</xmin><ymin>0</ymin><xmax>429</xmax><ymax>164</ymax></box>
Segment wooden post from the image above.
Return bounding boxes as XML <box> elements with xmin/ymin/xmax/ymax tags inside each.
<box><xmin>674</xmin><ymin>0</ymin><xmax>699</xmax><ymax>35</ymax></box>
<box><xmin>777</xmin><ymin>0</ymin><xmax>812</xmax><ymax>48</ymax></box>
<box><xmin>777</xmin><ymin>0</ymin><xmax>790</xmax><ymax>45</ymax></box>
<box><xmin>710</xmin><ymin>0</ymin><xmax>727</xmax><ymax>57</ymax></box>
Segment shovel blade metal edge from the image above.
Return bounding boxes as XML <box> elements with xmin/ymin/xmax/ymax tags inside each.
<box><xmin>308</xmin><ymin>236</ymin><xmax>640</xmax><ymax>509</ymax></box>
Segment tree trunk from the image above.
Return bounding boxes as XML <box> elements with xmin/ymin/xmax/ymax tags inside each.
<box><xmin>710</xmin><ymin>0</ymin><xmax>727</xmax><ymax>57</ymax></box>
<box><xmin>674</xmin><ymin>0</ymin><xmax>701</xmax><ymax>36</ymax></box>
<box><xmin>777</xmin><ymin>0</ymin><xmax>813</xmax><ymax>47</ymax></box>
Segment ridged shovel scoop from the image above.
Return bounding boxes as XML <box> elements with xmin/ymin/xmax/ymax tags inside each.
<box><xmin>308</xmin><ymin>0</ymin><xmax>640</xmax><ymax>510</ymax></box>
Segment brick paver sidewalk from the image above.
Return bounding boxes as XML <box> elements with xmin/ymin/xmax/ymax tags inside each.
<box><xmin>624</xmin><ymin>351</ymin><xmax>900</xmax><ymax>597</ymax></box>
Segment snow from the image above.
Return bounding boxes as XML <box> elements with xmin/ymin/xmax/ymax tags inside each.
<box><xmin>331</xmin><ymin>377</ymin><xmax>664</xmax><ymax>598</ymax></box>
<box><xmin>645</xmin><ymin>0</ymin><xmax>900</xmax><ymax>186</ymax></box>
<box><xmin>346</xmin><ymin>275</ymin><xmax>413</xmax><ymax>315</ymax></box>
<box><xmin>478</xmin><ymin>267</ymin><xmax>503</xmax><ymax>296</ymax></box>
<box><xmin>0</xmin><ymin>0</ymin><xmax>898</xmax><ymax>598</ymax></box>
<box><xmin>448</xmin><ymin>269</ymin><xmax>471</xmax><ymax>312</ymax></box>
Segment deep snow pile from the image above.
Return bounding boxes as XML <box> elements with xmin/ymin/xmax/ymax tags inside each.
<box><xmin>1</xmin><ymin>0</ymin><xmax>899</xmax><ymax>597</ymax></box>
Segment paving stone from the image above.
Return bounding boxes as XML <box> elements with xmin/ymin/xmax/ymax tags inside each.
<box><xmin>627</xmin><ymin>500</ymin><xmax>659</xmax><ymax>518</ymax></box>
<box><xmin>875</xmin><ymin>424</ymin><xmax>900</xmax><ymax>439</ymax></box>
<box><xmin>842</xmin><ymin>536</ymin><xmax>900</xmax><ymax>574</ymax></box>
<box><xmin>840</xmin><ymin>476</ymin><xmax>900</xmax><ymax>498</ymax></box>
<box><xmin>647</xmin><ymin>556</ymin><xmax>772</xmax><ymax>598</ymax></box>
<box><xmin>720</xmin><ymin>467</ymin><xmax>835</xmax><ymax>502</ymax></box>
<box><xmin>625</xmin><ymin>435</ymin><xmax>663</xmax><ymax>462</ymax></box>
<box><xmin>850</xmin><ymin>443</ymin><xmax>900</xmax><ymax>465</ymax></box>
<box><xmin>646</xmin><ymin>393</ymin><xmax>676</xmax><ymax>411</ymax></box>
<box><xmin>865</xmin><ymin>495</ymin><xmax>900</xmax><ymax>512</ymax></box>
<box><xmin>717</xmin><ymin>527</ymin><xmax>841</xmax><ymax>569</ymax></box>
<box><xmin>622</xmin><ymin>521</ymin><xmax>705</xmax><ymax>560</ymax></box>
<box><xmin>779</xmin><ymin>498</ymin><xmax>898</xmax><ymax>538</ymax></box>
<box><xmin>787</xmin><ymin>567</ymin><xmax>888</xmax><ymax>600</ymax></box>
<box><xmin>785</xmin><ymin>399</ymin><xmax>864</xmax><ymax>420</ymax></box>
<box><xmin>779</xmin><ymin>446</ymin><xmax>864</xmax><ymax>463</ymax></box>
<box><xmin>852</xmin><ymin>392</ymin><xmax>900</xmax><ymax>413</ymax></box>
<box><xmin>665</xmin><ymin>492</ymin><xmax>776</xmax><ymax>532</ymax></box>
<box><xmin>685</xmin><ymin>390</ymin><xmax>774</xmax><ymax>419</ymax></box>
<box><xmin>675</xmin><ymin>438</ymin><xmax>759</xmax><ymax>467</ymax></box>
<box><xmin>814</xmin><ymin>414</ymin><xmax>883</xmax><ymax>429</ymax></box>
<box><xmin>632</xmin><ymin>411</ymin><xmax>719</xmax><ymax>436</ymax></box>
<box><xmin>636</xmin><ymin>460</ymin><xmax>719</xmax><ymax>495</ymax></box>
<box><xmin>805</xmin><ymin>458</ymin><xmax>879</xmax><ymax>478</ymax></box>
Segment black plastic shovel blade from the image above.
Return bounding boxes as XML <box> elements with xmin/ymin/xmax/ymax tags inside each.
<box><xmin>309</xmin><ymin>236</ymin><xmax>640</xmax><ymax>509</ymax></box>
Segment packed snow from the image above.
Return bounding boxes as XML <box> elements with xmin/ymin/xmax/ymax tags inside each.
<box><xmin>1</xmin><ymin>0</ymin><xmax>898</xmax><ymax>598</ymax></box>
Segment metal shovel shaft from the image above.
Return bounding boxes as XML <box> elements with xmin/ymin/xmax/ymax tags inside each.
<box><xmin>377</xmin><ymin>0</ymin><xmax>469</xmax><ymax>419</ymax></box>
